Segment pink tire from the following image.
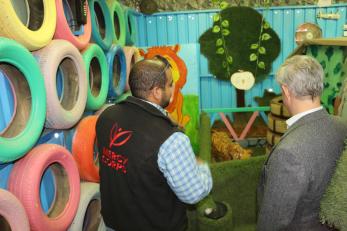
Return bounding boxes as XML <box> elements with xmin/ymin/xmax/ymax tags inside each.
<box><xmin>0</xmin><ymin>189</ymin><xmax>30</xmax><ymax>231</ymax></box>
<box><xmin>33</xmin><ymin>39</ymin><xmax>88</xmax><ymax>129</ymax></box>
<box><xmin>8</xmin><ymin>144</ymin><xmax>80</xmax><ymax>231</ymax></box>
<box><xmin>123</xmin><ymin>46</ymin><xmax>140</xmax><ymax>91</ymax></box>
<box><xmin>54</xmin><ymin>0</ymin><xmax>92</xmax><ymax>50</ymax></box>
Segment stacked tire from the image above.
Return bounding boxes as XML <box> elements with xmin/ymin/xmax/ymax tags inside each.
<box><xmin>0</xmin><ymin>1</ymin><xmax>137</xmax><ymax>231</ymax></box>
<box><xmin>266</xmin><ymin>96</ymin><xmax>290</xmax><ymax>154</ymax></box>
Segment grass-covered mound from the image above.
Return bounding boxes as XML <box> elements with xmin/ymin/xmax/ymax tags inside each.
<box><xmin>320</xmin><ymin>139</ymin><xmax>347</xmax><ymax>231</ymax></box>
<box><xmin>188</xmin><ymin>112</ymin><xmax>266</xmax><ymax>231</ymax></box>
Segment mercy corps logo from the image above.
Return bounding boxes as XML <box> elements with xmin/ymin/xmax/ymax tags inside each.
<box><xmin>101</xmin><ymin>123</ymin><xmax>132</xmax><ymax>174</ymax></box>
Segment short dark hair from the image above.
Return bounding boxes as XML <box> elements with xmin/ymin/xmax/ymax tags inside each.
<box><xmin>129</xmin><ymin>56</ymin><xmax>171</xmax><ymax>99</ymax></box>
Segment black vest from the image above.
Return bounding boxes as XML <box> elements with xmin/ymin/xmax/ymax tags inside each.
<box><xmin>96</xmin><ymin>96</ymin><xmax>187</xmax><ymax>231</ymax></box>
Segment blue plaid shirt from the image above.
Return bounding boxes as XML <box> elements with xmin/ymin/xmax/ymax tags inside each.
<box><xmin>144</xmin><ymin>100</ymin><xmax>213</xmax><ymax>204</ymax></box>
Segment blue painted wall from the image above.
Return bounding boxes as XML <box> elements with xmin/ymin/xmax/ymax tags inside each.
<box><xmin>135</xmin><ymin>4</ymin><xmax>347</xmax><ymax>110</ymax></box>
<box><xmin>1</xmin><ymin>4</ymin><xmax>347</xmax><ymax>211</ymax></box>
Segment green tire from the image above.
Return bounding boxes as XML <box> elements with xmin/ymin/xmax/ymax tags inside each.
<box><xmin>82</xmin><ymin>44</ymin><xmax>109</xmax><ymax>110</ymax></box>
<box><xmin>123</xmin><ymin>7</ymin><xmax>137</xmax><ymax>46</ymax></box>
<box><xmin>0</xmin><ymin>38</ymin><xmax>46</xmax><ymax>163</ymax></box>
<box><xmin>106</xmin><ymin>0</ymin><xmax>126</xmax><ymax>46</ymax></box>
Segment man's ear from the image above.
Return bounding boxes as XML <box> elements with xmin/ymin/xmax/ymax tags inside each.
<box><xmin>151</xmin><ymin>86</ymin><xmax>162</xmax><ymax>101</ymax></box>
<box><xmin>281</xmin><ymin>85</ymin><xmax>290</xmax><ymax>98</ymax></box>
<box><xmin>281</xmin><ymin>84</ymin><xmax>293</xmax><ymax>104</ymax></box>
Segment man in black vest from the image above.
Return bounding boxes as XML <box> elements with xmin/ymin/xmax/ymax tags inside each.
<box><xmin>96</xmin><ymin>56</ymin><xmax>213</xmax><ymax>231</ymax></box>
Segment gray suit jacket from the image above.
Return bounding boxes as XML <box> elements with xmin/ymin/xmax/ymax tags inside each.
<box><xmin>257</xmin><ymin>109</ymin><xmax>347</xmax><ymax>231</ymax></box>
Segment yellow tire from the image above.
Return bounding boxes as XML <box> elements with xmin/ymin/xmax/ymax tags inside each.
<box><xmin>268</xmin><ymin>113</ymin><xmax>287</xmax><ymax>134</ymax></box>
<box><xmin>0</xmin><ymin>0</ymin><xmax>56</xmax><ymax>51</ymax></box>
<box><xmin>265</xmin><ymin>144</ymin><xmax>273</xmax><ymax>155</ymax></box>
<box><xmin>270</xmin><ymin>96</ymin><xmax>291</xmax><ymax>118</ymax></box>
<box><xmin>266</xmin><ymin>129</ymin><xmax>282</xmax><ymax>146</ymax></box>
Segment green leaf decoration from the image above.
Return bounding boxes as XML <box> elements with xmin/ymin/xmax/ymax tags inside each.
<box><xmin>250</xmin><ymin>43</ymin><xmax>259</xmax><ymax>49</ymax></box>
<box><xmin>216</xmin><ymin>47</ymin><xmax>225</xmax><ymax>54</ymax></box>
<box><xmin>263</xmin><ymin>21</ymin><xmax>270</xmax><ymax>29</ymax></box>
<box><xmin>220</xmin><ymin>1</ymin><xmax>229</xmax><ymax>10</ymax></box>
<box><xmin>258</xmin><ymin>46</ymin><xmax>266</xmax><ymax>54</ymax></box>
<box><xmin>211</xmin><ymin>0</ymin><xmax>219</xmax><ymax>3</ymax></box>
<box><xmin>216</xmin><ymin>39</ymin><xmax>223</xmax><ymax>47</ymax></box>
<box><xmin>222</xmin><ymin>29</ymin><xmax>230</xmax><ymax>36</ymax></box>
<box><xmin>258</xmin><ymin>61</ymin><xmax>265</xmax><ymax>69</ymax></box>
<box><xmin>222</xmin><ymin>61</ymin><xmax>227</xmax><ymax>67</ymax></box>
<box><xmin>227</xmin><ymin>56</ymin><xmax>233</xmax><ymax>64</ymax></box>
<box><xmin>250</xmin><ymin>53</ymin><xmax>257</xmax><ymax>61</ymax></box>
<box><xmin>213</xmin><ymin>25</ymin><xmax>221</xmax><ymax>33</ymax></box>
<box><xmin>262</xmin><ymin>33</ymin><xmax>271</xmax><ymax>41</ymax></box>
<box><xmin>213</xmin><ymin>14</ymin><xmax>220</xmax><ymax>22</ymax></box>
<box><xmin>221</xmin><ymin>20</ymin><xmax>229</xmax><ymax>28</ymax></box>
<box><xmin>199</xmin><ymin>7</ymin><xmax>281</xmax><ymax>82</ymax></box>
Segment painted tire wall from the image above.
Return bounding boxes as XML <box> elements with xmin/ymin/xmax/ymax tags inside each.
<box><xmin>54</xmin><ymin>0</ymin><xmax>92</xmax><ymax>50</ymax></box>
<box><xmin>0</xmin><ymin>69</ymin><xmax>18</xmax><ymax>136</ymax></box>
<box><xmin>0</xmin><ymin>189</ymin><xmax>30</xmax><ymax>231</ymax></box>
<box><xmin>68</xmin><ymin>182</ymin><xmax>103</xmax><ymax>231</ymax></box>
<box><xmin>0</xmin><ymin>0</ymin><xmax>57</xmax><ymax>51</ymax></box>
<box><xmin>106</xmin><ymin>0</ymin><xmax>126</xmax><ymax>46</ymax></box>
<box><xmin>0</xmin><ymin>0</ymin><xmax>138</xmax><ymax>230</ymax></box>
<box><xmin>82</xmin><ymin>44</ymin><xmax>109</xmax><ymax>110</ymax></box>
<box><xmin>0</xmin><ymin>38</ymin><xmax>46</xmax><ymax>163</ymax></box>
<box><xmin>106</xmin><ymin>45</ymin><xmax>127</xmax><ymax>98</ymax></box>
<box><xmin>72</xmin><ymin>116</ymin><xmax>99</xmax><ymax>182</ymax></box>
<box><xmin>89</xmin><ymin>0</ymin><xmax>113</xmax><ymax>51</ymax></box>
<box><xmin>33</xmin><ymin>39</ymin><xmax>88</xmax><ymax>129</ymax></box>
<box><xmin>95</xmin><ymin>104</ymin><xmax>113</xmax><ymax>116</ymax></box>
<box><xmin>8</xmin><ymin>144</ymin><xmax>80</xmax><ymax>231</ymax></box>
<box><xmin>123</xmin><ymin>7</ymin><xmax>137</xmax><ymax>46</ymax></box>
<box><xmin>123</xmin><ymin>46</ymin><xmax>141</xmax><ymax>91</ymax></box>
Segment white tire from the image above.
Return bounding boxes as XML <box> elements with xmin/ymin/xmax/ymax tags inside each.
<box><xmin>68</xmin><ymin>182</ymin><xmax>104</xmax><ymax>231</ymax></box>
<box><xmin>0</xmin><ymin>189</ymin><xmax>30</xmax><ymax>231</ymax></box>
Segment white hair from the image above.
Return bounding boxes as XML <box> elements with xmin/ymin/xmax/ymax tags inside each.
<box><xmin>276</xmin><ymin>55</ymin><xmax>324</xmax><ymax>98</ymax></box>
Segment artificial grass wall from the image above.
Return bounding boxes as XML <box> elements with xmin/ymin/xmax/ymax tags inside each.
<box><xmin>210</xmin><ymin>156</ymin><xmax>266</xmax><ymax>227</ymax></box>
<box><xmin>188</xmin><ymin>113</ymin><xmax>266</xmax><ymax>231</ymax></box>
<box><xmin>198</xmin><ymin>112</ymin><xmax>212</xmax><ymax>162</ymax></box>
<box><xmin>188</xmin><ymin>155</ymin><xmax>266</xmax><ymax>231</ymax></box>
<box><xmin>183</xmin><ymin>95</ymin><xmax>200</xmax><ymax>154</ymax></box>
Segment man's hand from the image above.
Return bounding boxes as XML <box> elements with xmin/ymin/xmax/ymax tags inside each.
<box><xmin>196</xmin><ymin>157</ymin><xmax>206</xmax><ymax>165</ymax></box>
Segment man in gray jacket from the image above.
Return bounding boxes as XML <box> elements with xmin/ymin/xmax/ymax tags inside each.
<box><xmin>257</xmin><ymin>55</ymin><xmax>347</xmax><ymax>231</ymax></box>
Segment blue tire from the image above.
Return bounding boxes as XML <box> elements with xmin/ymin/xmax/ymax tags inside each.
<box><xmin>89</xmin><ymin>0</ymin><xmax>113</xmax><ymax>51</ymax></box>
<box><xmin>106</xmin><ymin>45</ymin><xmax>127</xmax><ymax>98</ymax></box>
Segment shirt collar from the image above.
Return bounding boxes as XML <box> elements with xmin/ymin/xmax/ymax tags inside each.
<box><xmin>286</xmin><ymin>106</ymin><xmax>323</xmax><ymax>128</ymax></box>
<box><xmin>139</xmin><ymin>98</ymin><xmax>167</xmax><ymax>116</ymax></box>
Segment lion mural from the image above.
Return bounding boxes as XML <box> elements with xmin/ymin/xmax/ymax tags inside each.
<box><xmin>139</xmin><ymin>45</ymin><xmax>190</xmax><ymax>128</ymax></box>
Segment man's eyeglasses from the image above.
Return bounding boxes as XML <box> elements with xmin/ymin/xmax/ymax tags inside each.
<box><xmin>148</xmin><ymin>55</ymin><xmax>172</xmax><ymax>90</ymax></box>
<box><xmin>154</xmin><ymin>55</ymin><xmax>172</xmax><ymax>69</ymax></box>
